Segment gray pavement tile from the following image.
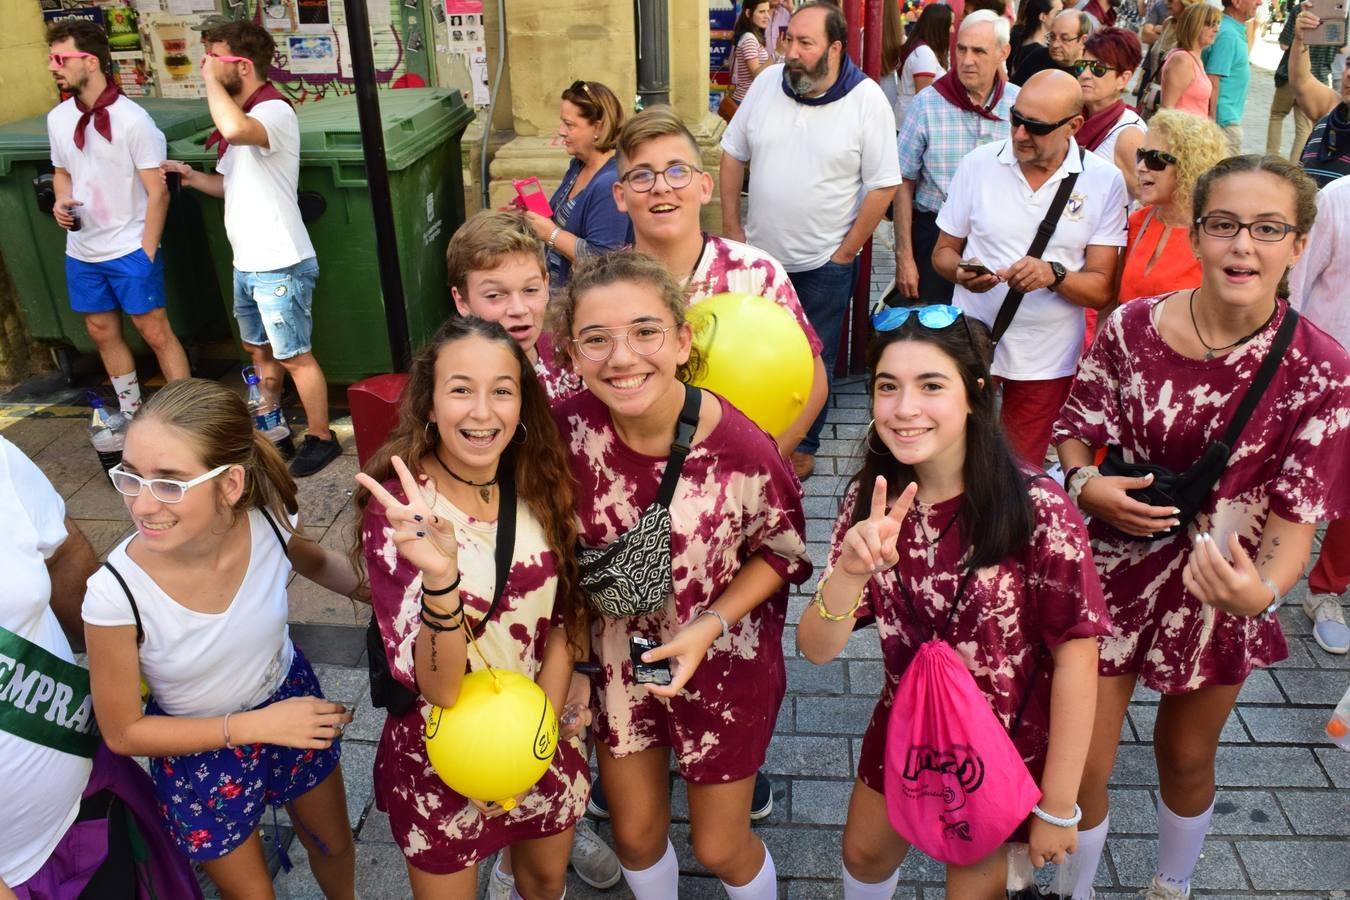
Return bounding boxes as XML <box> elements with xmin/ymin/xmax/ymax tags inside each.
<box><xmin>293</xmin><ymin>453</ymin><xmax>359</xmax><ymax>529</ymax></box>
<box><xmin>795</xmin><ymin>695</ymin><xmax>876</xmax><ymax>735</ymax></box>
<box><xmin>76</xmin><ymin>517</ymin><xmax>133</xmax><ymax>559</ymax></box>
<box><xmin>1209</xmin><ymin>790</ymin><xmax>1292</xmax><ymax>836</ymax></box>
<box><xmin>1275</xmin><ymin>639</ymin><xmax>1320</xmax><ymax>670</ymax></box>
<box><xmin>806</xmin><ymin>517</ymin><xmax>836</xmax><ymax>544</ymax></box>
<box><xmin>789</xmin><ymin>881</ymin><xmax>917</xmax><ymax>898</ymax></box>
<box><xmin>1277</xmin><ymin>603</ymin><xmax>1314</xmax><ymax>637</ymax></box>
<box><xmin>1130</xmin><ymin>682</ymin><xmax>1161</xmax><ymax>704</ymax></box>
<box><xmin>777</xmin><ymin>698</ymin><xmax>796</xmax><ymax>732</ymax></box>
<box><xmin>1214</xmin><ymin>746</ymin><xmax>1329</xmax><ymax>788</ymax></box>
<box><xmin>312</xmin><ymin>662</ymin><xmax>371</xmax><ymax>706</ymax></box>
<box><xmin>789</xmin><ymin>779</ymin><xmax>853</xmax><ymax>826</ymax></box>
<box><xmin>1236</xmin><ymin>839</ymin><xmax>1350</xmax><ymax>891</ymax></box>
<box><xmin>1239</xmin><ymin>705</ymin><xmax>1336</xmax><ymax>744</ymax></box>
<box><xmin>895</xmin><ymin>847</ymin><xmax>945</xmax><ymax>883</ymax></box>
<box><xmin>803</xmin><ymin>493</ymin><xmax>846</xmax><ymax>519</ymax></box>
<box><xmin>1</xmin><ymin>415</ymin><xmax>83</xmax><ymax>458</ymax></box>
<box><xmin>848</xmin><ymin>660</ymin><xmax>885</xmax><ymax>697</ymax></box>
<box><xmin>1127</xmin><ymin>704</ymin><xmax>1249</xmax><ymax>744</ymax></box>
<box><xmin>62</xmin><ymin>466</ymin><xmax>127</xmax><ymax>517</ymax></box>
<box><xmin>834</xmin><ymin>393</ymin><xmax>869</xmax><ymax>408</ymax></box>
<box><xmin>1308</xmin><ymin>638</ymin><xmax>1350</xmax><ymax>669</ymax></box>
<box><xmin>1236</xmin><ymin>669</ymin><xmax>1286</xmax><ymax>703</ymax></box>
<box><xmin>1104</xmin><ymin>787</ymin><xmax>1158</xmax><ymax>835</ymax></box>
<box><xmin>1314</xmin><ymin>747</ymin><xmax>1350</xmax><ymax>788</ymax></box>
<box><xmin>764</xmin><ymin>735</ymin><xmax>854</xmax><ymax>778</ymax></box>
<box><xmin>338</xmin><ymin>740</ymin><xmax>377</xmax><ymax>829</ymax></box>
<box><xmin>786</xmin><ymin>657</ymin><xmax>847</xmax><ymax>695</ymax></box>
<box><xmin>837</xmin><ymin>627</ymin><xmax>882</xmax><ymax>660</ymax></box>
<box><xmin>31</xmin><ymin>431</ymin><xmax>105</xmax><ymax>500</ymax></box>
<box><xmin>342</xmin><ymin>698</ymin><xmax>383</xmax><ymax>743</ymax></box>
<box><xmin>1108</xmin><ymin>838</ymin><xmax>1248</xmax><ymax>890</ymax></box>
<box><xmin>1274</xmin><ymin>788</ymin><xmax>1350</xmax><ymax>836</ymax></box>
<box><xmin>1273</xmin><ymin>669</ymin><xmax>1350</xmax><ymax>706</ymax></box>
<box><xmin>355</xmin><ymin>803</ymin><xmax>395</xmax><ymax>843</ymax></box>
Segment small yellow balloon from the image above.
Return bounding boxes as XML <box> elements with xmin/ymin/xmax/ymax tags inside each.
<box><xmin>687</xmin><ymin>293</ymin><xmax>814</xmax><ymax>438</ymax></box>
<box><xmin>423</xmin><ymin>670</ymin><xmax>558</xmax><ymax>806</ymax></box>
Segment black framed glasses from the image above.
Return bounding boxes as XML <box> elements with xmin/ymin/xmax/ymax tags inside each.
<box><xmin>620</xmin><ymin>163</ymin><xmax>702</xmax><ymax>193</ymax></box>
<box><xmin>1194</xmin><ymin>215</ymin><xmax>1299</xmax><ymax>242</ymax></box>
<box><xmin>1010</xmin><ymin>108</ymin><xmax>1079</xmax><ymax>136</ymax></box>
<box><xmin>1070</xmin><ymin>59</ymin><xmax>1114</xmax><ymax>77</ymax></box>
<box><xmin>871</xmin><ymin>304</ymin><xmax>965</xmax><ymax>332</ymax></box>
<box><xmin>571</xmin><ymin>322</ymin><xmax>673</xmax><ymax>361</ymax></box>
<box><xmin>1135</xmin><ymin>148</ymin><xmax>1178</xmax><ymax>171</ymax></box>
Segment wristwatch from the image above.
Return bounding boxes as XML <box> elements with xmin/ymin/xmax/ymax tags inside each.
<box><xmin>1049</xmin><ymin>261</ymin><xmax>1067</xmax><ymax>288</ymax></box>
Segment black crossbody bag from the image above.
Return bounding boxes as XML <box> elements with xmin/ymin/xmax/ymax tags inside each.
<box><xmin>1098</xmin><ymin>308</ymin><xmax>1298</xmax><ymax>542</ymax></box>
<box><xmin>367</xmin><ymin>470</ymin><xmax>517</xmax><ymax>715</ymax></box>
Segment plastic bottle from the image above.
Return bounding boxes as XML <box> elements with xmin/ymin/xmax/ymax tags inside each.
<box><xmin>1328</xmin><ymin>684</ymin><xmax>1350</xmax><ymax>751</ymax></box>
<box><xmin>242</xmin><ymin>366</ymin><xmax>295</xmax><ymax>458</ymax></box>
<box><xmin>86</xmin><ymin>392</ymin><xmax>129</xmax><ymax>472</ymax></box>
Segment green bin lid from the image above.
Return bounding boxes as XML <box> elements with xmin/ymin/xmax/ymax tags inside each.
<box><xmin>294</xmin><ymin>88</ymin><xmax>474</xmax><ymax>170</ymax></box>
<box><xmin>0</xmin><ymin>98</ymin><xmax>214</xmax><ymax>175</ymax></box>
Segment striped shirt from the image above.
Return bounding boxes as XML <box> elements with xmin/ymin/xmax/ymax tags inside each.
<box><xmin>896</xmin><ymin>82</ymin><xmax>1020</xmax><ymax>214</ymax></box>
<box><xmin>731</xmin><ymin>32</ymin><xmax>769</xmax><ymax>102</ymax></box>
<box><xmin>1299</xmin><ymin>105</ymin><xmax>1350</xmax><ymax>188</ymax></box>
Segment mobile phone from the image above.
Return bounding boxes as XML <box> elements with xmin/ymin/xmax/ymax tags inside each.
<box><xmin>629</xmin><ymin>636</ymin><xmax>672</xmax><ymax>686</ymax></box>
<box><xmin>1302</xmin><ymin>0</ymin><xmax>1347</xmax><ymax>46</ymax></box>
<box><xmin>513</xmin><ymin>177</ymin><xmax>553</xmax><ymax>218</ymax></box>
<box><xmin>958</xmin><ymin>261</ymin><xmax>993</xmax><ymax>277</ymax></box>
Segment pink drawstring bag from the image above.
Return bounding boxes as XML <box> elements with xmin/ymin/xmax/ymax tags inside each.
<box><xmin>883</xmin><ymin>639</ymin><xmax>1042</xmax><ymax>866</ymax></box>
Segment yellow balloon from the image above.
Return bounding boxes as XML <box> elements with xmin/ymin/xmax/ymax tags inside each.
<box><xmin>423</xmin><ymin>669</ymin><xmax>558</xmax><ymax>805</ymax></box>
<box><xmin>687</xmin><ymin>293</ymin><xmax>814</xmax><ymax>438</ymax></box>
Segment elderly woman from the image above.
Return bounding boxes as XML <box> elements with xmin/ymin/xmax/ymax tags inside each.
<box><xmin>524</xmin><ymin>79</ymin><xmax>630</xmax><ymax>292</ymax></box>
<box><xmin>1075</xmin><ymin>27</ymin><xmax>1147</xmax><ymax>199</ymax></box>
<box><xmin>1160</xmin><ymin>3</ymin><xmax>1221</xmax><ymax>117</ymax></box>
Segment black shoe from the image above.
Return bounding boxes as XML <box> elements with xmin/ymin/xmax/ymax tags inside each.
<box><xmin>288</xmin><ymin>433</ymin><xmax>341</xmax><ymax>477</ymax></box>
<box><xmin>274</xmin><ymin>434</ymin><xmax>296</xmax><ymax>461</ymax></box>
<box><xmin>750</xmin><ymin>771</ymin><xmax>773</xmax><ymax>821</ymax></box>
<box><xmin>586</xmin><ymin>775</ymin><xmax>609</xmax><ymax>819</ymax></box>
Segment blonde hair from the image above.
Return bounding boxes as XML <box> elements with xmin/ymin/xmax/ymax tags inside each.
<box><xmin>615</xmin><ymin>106</ymin><xmax>702</xmax><ymax>171</ymax></box>
<box><xmin>445</xmin><ymin>210</ymin><xmax>546</xmax><ymax>294</ymax></box>
<box><xmin>1148</xmin><ymin>109</ymin><xmax>1230</xmax><ymax>218</ymax></box>
<box><xmin>1173</xmin><ymin>2</ymin><xmax>1220</xmax><ymax>51</ymax></box>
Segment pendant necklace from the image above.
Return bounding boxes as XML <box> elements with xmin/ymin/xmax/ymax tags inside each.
<box><xmin>1188</xmin><ymin>289</ymin><xmax>1277</xmax><ymax>360</ymax></box>
<box><xmin>434</xmin><ymin>445</ymin><xmax>498</xmax><ymax>503</ymax></box>
<box><xmin>916</xmin><ymin>505</ymin><xmax>961</xmax><ymax>567</ymax></box>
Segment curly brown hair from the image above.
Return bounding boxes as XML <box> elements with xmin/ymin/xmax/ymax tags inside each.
<box><xmin>350</xmin><ymin>317</ymin><xmax>585</xmax><ymax>650</ymax></box>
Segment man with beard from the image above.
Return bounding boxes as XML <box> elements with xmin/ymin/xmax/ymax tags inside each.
<box><xmin>1289</xmin><ymin>7</ymin><xmax>1350</xmax><ymax>186</ymax></box>
<box><xmin>45</xmin><ymin>19</ymin><xmax>189</xmax><ymax>415</ymax></box>
<box><xmin>1012</xmin><ymin>9</ymin><xmax>1095</xmax><ymax>85</ymax></box>
<box><xmin>719</xmin><ymin>1</ymin><xmax>900</xmax><ymax>480</ymax></box>
<box><xmin>162</xmin><ymin>21</ymin><xmax>340</xmax><ymax>477</ymax></box>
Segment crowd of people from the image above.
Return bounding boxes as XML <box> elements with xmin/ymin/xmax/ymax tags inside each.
<box><xmin>5</xmin><ymin>1</ymin><xmax>1350</xmax><ymax>898</ymax></box>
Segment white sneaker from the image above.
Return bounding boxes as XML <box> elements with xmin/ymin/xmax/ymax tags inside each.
<box><xmin>1303</xmin><ymin>593</ymin><xmax>1350</xmax><ymax>654</ymax></box>
<box><xmin>569</xmin><ymin>820</ymin><xmax>621</xmax><ymax>889</ymax></box>
<box><xmin>485</xmin><ymin>852</ymin><xmax>514</xmax><ymax>900</ymax></box>
<box><xmin>1140</xmin><ymin>876</ymin><xmax>1190</xmax><ymax>899</ymax></box>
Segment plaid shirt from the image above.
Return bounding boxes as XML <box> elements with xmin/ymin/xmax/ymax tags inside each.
<box><xmin>896</xmin><ymin>82</ymin><xmax>1020</xmax><ymax>214</ymax></box>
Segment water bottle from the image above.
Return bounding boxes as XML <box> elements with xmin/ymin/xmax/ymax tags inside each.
<box><xmin>242</xmin><ymin>366</ymin><xmax>295</xmax><ymax>458</ymax></box>
<box><xmin>1328</xmin><ymin>683</ymin><xmax>1350</xmax><ymax>751</ymax></box>
<box><xmin>86</xmin><ymin>392</ymin><xmax>128</xmax><ymax>472</ymax></box>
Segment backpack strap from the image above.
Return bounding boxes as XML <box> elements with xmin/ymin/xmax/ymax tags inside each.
<box><xmin>654</xmin><ymin>383</ymin><xmax>703</xmax><ymax>508</ymax></box>
<box><xmin>100</xmin><ymin>561</ymin><xmax>144</xmax><ymax>646</ymax></box>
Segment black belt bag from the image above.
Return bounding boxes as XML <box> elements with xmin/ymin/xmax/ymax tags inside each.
<box><xmin>1099</xmin><ymin>308</ymin><xmax>1298</xmax><ymax>541</ymax></box>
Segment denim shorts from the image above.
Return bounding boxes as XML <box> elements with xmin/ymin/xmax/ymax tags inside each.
<box><xmin>66</xmin><ymin>248</ymin><xmax>166</xmax><ymax>315</ymax></box>
<box><xmin>232</xmin><ymin>258</ymin><xmax>319</xmax><ymax>360</ymax></box>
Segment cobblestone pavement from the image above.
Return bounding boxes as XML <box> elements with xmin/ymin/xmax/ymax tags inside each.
<box><xmin>3</xmin><ymin>36</ymin><xmax>1344</xmax><ymax>899</ymax></box>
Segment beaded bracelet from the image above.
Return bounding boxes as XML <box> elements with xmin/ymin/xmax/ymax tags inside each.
<box><xmin>1256</xmin><ymin>576</ymin><xmax>1283</xmax><ymax>621</ymax></box>
<box><xmin>698</xmin><ymin>608</ymin><xmax>730</xmax><ymax>638</ymax></box>
<box><xmin>1031</xmin><ymin>803</ymin><xmax>1083</xmax><ymax>828</ymax></box>
<box><xmin>814</xmin><ymin>579</ymin><xmax>865</xmax><ymax>622</ymax></box>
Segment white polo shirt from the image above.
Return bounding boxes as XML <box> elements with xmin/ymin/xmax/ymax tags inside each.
<box><xmin>721</xmin><ymin>63</ymin><xmax>901</xmax><ymax>272</ymax></box>
<box><xmin>936</xmin><ymin>137</ymin><xmax>1128</xmax><ymax>380</ymax></box>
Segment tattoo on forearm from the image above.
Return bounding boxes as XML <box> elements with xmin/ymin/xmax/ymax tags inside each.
<box><xmin>430</xmin><ymin>631</ymin><xmax>439</xmax><ymax>672</ymax></box>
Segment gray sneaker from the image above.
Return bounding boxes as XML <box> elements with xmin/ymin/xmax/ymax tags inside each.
<box><xmin>569</xmin><ymin>820</ymin><xmax>621</xmax><ymax>889</ymax></box>
<box><xmin>1140</xmin><ymin>876</ymin><xmax>1190</xmax><ymax>900</ymax></box>
<box><xmin>1303</xmin><ymin>593</ymin><xmax>1350</xmax><ymax>654</ymax></box>
<box><xmin>485</xmin><ymin>852</ymin><xmax>513</xmax><ymax>900</ymax></box>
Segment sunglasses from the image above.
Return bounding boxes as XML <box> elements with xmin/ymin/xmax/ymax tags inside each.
<box><xmin>1070</xmin><ymin>59</ymin><xmax>1114</xmax><ymax>77</ymax></box>
<box><xmin>1135</xmin><ymin>148</ymin><xmax>1178</xmax><ymax>171</ymax></box>
<box><xmin>569</xmin><ymin>79</ymin><xmax>596</xmax><ymax>102</ymax></box>
<box><xmin>1010</xmin><ymin>108</ymin><xmax>1079</xmax><ymax>136</ymax></box>
<box><xmin>204</xmin><ymin>52</ymin><xmax>250</xmax><ymax>64</ymax></box>
<box><xmin>871</xmin><ymin>304</ymin><xmax>965</xmax><ymax>332</ymax></box>
<box><xmin>49</xmin><ymin>51</ymin><xmax>96</xmax><ymax>66</ymax></box>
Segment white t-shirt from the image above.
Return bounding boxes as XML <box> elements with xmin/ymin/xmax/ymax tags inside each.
<box><xmin>936</xmin><ymin>138</ymin><xmax>1129</xmax><ymax>380</ymax></box>
<box><xmin>721</xmin><ymin>63</ymin><xmax>902</xmax><ymax>272</ymax></box>
<box><xmin>896</xmin><ymin>45</ymin><xmax>944</xmax><ymax>128</ymax></box>
<box><xmin>82</xmin><ymin>508</ymin><xmax>297</xmax><ymax>717</ymax></box>
<box><xmin>218</xmin><ymin>98</ymin><xmax>316</xmax><ymax>273</ymax></box>
<box><xmin>0</xmin><ymin>437</ymin><xmax>91</xmax><ymax>887</ymax></box>
<box><xmin>1092</xmin><ymin>108</ymin><xmax>1146</xmax><ymax>167</ymax></box>
<box><xmin>47</xmin><ymin>95</ymin><xmax>166</xmax><ymax>263</ymax></box>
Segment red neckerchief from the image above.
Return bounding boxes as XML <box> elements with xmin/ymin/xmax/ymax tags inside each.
<box><xmin>931</xmin><ymin>70</ymin><xmax>1006</xmax><ymax>122</ymax></box>
<box><xmin>1077</xmin><ymin>99</ymin><xmax>1130</xmax><ymax>152</ymax></box>
<box><xmin>205</xmin><ymin>82</ymin><xmax>293</xmax><ymax>160</ymax></box>
<box><xmin>73</xmin><ymin>81</ymin><xmax>123</xmax><ymax>151</ymax></box>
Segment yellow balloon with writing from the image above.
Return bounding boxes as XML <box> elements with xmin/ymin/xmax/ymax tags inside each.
<box><xmin>686</xmin><ymin>293</ymin><xmax>814</xmax><ymax>438</ymax></box>
<box><xmin>423</xmin><ymin>669</ymin><xmax>558</xmax><ymax>809</ymax></box>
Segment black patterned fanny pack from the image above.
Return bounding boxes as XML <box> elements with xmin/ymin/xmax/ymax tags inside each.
<box><xmin>577</xmin><ymin>384</ymin><xmax>701</xmax><ymax>619</ymax></box>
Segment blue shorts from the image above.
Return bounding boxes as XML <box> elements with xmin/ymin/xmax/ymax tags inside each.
<box><xmin>232</xmin><ymin>259</ymin><xmax>319</xmax><ymax>360</ymax></box>
<box><xmin>65</xmin><ymin>249</ymin><xmax>166</xmax><ymax>315</ymax></box>
<box><xmin>147</xmin><ymin>646</ymin><xmax>341</xmax><ymax>862</ymax></box>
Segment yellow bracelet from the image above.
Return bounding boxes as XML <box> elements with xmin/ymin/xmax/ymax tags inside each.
<box><xmin>814</xmin><ymin>578</ymin><xmax>866</xmax><ymax>622</ymax></box>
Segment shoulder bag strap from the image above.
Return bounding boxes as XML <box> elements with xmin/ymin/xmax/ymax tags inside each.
<box><xmin>468</xmin><ymin>465</ymin><xmax>518</xmax><ymax>637</ymax></box>
<box><xmin>257</xmin><ymin>507</ymin><xmax>288</xmax><ymax>552</ymax></box>
<box><xmin>991</xmin><ymin>149</ymin><xmax>1086</xmax><ymax>344</ymax></box>
<box><xmin>654</xmin><ymin>383</ymin><xmax>703</xmax><ymax>508</ymax></box>
<box><xmin>1216</xmin><ymin>307</ymin><xmax>1299</xmax><ymax>450</ymax></box>
<box><xmin>101</xmin><ymin>561</ymin><xmax>144</xmax><ymax>645</ymax></box>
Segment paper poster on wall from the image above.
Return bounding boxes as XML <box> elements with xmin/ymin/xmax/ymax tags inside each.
<box><xmin>111</xmin><ymin>50</ymin><xmax>152</xmax><ymax>96</ymax></box>
<box><xmin>146</xmin><ymin>13</ymin><xmax>207</xmax><ymax>97</ymax></box>
<box><xmin>261</xmin><ymin>0</ymin><xmax>299</xmax><ymax>32</ymax></box>
<box><xmin>42</xmin><ymin>6</ymin><xmax>104</xmax><ymax>27</ymax></box>
<box><xmin>445</xmin><ymin>0</ymin><xmax>482</xmax><ymax>13</ymax></box>
<box><xmin>286</xmin><ymin>34</ymin><xmax>338</xmax><ymax>73</ymax></box>
<box><xmin>297</xmin><ymin>0</ymin><xmax>329</xmax><ymax>25</ymax></box>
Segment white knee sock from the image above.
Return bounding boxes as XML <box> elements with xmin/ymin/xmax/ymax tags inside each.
<box><xmin>721</xmin><ymin>845</ymin><xmax>777</xmax><ymax>899</ymax></box>
<box><xmin>620</xmin><ymin>839</ymin><xmax>679</xmax><ymax>900</ymax></box>
<box><xmin>1155</xmin><ymin>798</ymin><xmax>1213</xmax><ymax>894</ymax></box>
<box><xmin>1053</xmin><ymin>814</ymin><xmax>1110</xmax><ymax>900</ymax></box>
<box><xmin>110</xmin><ymin>370</ymin><xmax>141</xmax><ymax>414</ymax></box>
<box><xmin>842</xmin><ymin>862</ymin><xmax>900</xmax><ymax>900</ymax></box>
<box><xmin>509</xmin><ymin>890</ymin><xmax>563</xmax><ymax>900</ymax></box>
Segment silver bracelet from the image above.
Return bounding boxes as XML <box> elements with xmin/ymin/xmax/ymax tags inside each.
<box><xmin>1257</xmin><ymin>576</ymin><xmax>1283</xmax><ymax>620</ymax></box>
<box><xmin>547</xmin><ymin>225</ymin><xmax>562</xmax><ymax>249</ymax></box>
<box><xmin>1031</xmin><ymin>803</ymin><xmax>1083</xmax><ymax>827</ymax></box>
<box><xmin>698</xmin><ymin>608</ymin><xmax>730</xmax><ymax>638</ymax></box>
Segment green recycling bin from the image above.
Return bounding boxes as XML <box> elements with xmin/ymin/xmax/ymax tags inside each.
<box><xmin>0</xmin><ymin>99</ymin><xmax>231</xmax><ymax>366</ymax></box>
<box><xmin>169</xmin><ymin>88</ymin><xmax>475</xmax><ymax>384</ymax></box>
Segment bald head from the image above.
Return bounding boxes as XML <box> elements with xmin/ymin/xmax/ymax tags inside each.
<box><xmin>1021</xmin><ymin>69</ymin><xmax>1085</xmax><ymax>119</ymax></box>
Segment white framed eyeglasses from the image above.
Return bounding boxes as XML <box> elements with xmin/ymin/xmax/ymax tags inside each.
<box><xmin>108</xmin><ymin>463</ymin><xmax>234</xmax><ymax>504</ymax></box>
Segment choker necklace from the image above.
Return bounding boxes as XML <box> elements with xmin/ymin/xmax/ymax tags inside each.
<box><xmin>1187</xmin><ymin>289</ymin><xmax>1277</xmax><ymax>360</ymax></box>
<box><xmin>917</xmin><ymin>506</ymin><xmax>961</xmax><ymax>566</ymax></box>
<box><xmin>433</xmin><ymin>445</ymin><xmax>497</xmax><ymax>503</ymax></box>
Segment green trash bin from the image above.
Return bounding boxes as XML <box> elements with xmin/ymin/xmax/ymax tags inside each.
<box><xmin>0</xmin><ymin>99</ymin><xmax>231</xmax><ymax>367</ymax></box>
<box><xmin>170</xmin><ymin>88</ymin><xmax>475</xmax><ymax>384</ymax></box>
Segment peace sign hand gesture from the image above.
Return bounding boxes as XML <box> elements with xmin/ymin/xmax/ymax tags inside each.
<box><xmin>355</xmin><ymin>455</ymin><xmax>459</xmax><ymax>588</ymax></box>
<box><xmin>837</xmin><ymin>477</ymin><xmax>919</xmax><ymax>578</ymax></box>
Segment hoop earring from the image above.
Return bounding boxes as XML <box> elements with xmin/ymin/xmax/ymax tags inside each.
<box><xmin>512</xmin><ymin>422</ymin><xmax>529</xmax><ymax>445</ymax></box>
<box><xmin>424</xmin><ymin>421</ymin><xmax>437</xmax><ymax>438</ymax></box>
<box><xmin>865</xmin><ymin>419</ymin><xmax>889</xmax><ymax>456</ymax></box>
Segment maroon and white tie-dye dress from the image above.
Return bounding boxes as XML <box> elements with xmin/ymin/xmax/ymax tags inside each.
<box><xmin>822</xmin><ymin>479</ymin><xmax>1111</xmax><ymax>814</ymax></box>
<box><xmin>556</xmin><ymin>390</ymin><xmax>812</xmax><ymax>783</ymax></box>
<box><xmin>1053</xmin><ymin>296</ymin><xmax>1350</xmax><ymax>693</ymax></box>
<box><xmin>533</xmin><ymin>336</ymin><xmax>585</xmax><ymax>406</ymax></box>
<box><xmin>362</xmin><ymin>485</ymin><xmax>589</xmax><ymax>874</ymax></box>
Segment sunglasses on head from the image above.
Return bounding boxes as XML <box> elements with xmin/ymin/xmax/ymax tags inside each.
<box><xmin>1010</xmin><ymin>108</ymin><xmax>1079</xmax><ymax>136</ymax></box>
<box><xmin>1070</xmin><ymin>59</ymin><xmax>1114</xmax><ymax>77</ymax></box>
<box><xmin>871</xmin><ymin>304</ymin><xmax>965</xmax><ymax>332</ymax></box>
<box><xmin>569</xmin><ymin>79</ymin><xmax>596</xmax><ymax>101</ymax></box>
<box><xmin>1135</xmin><ymin>148</ymin><xmax>1178</xmax><ymax>171</ymax></box>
